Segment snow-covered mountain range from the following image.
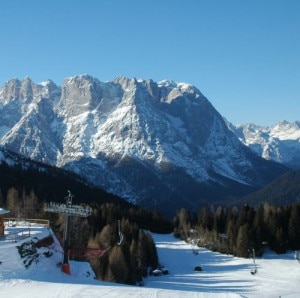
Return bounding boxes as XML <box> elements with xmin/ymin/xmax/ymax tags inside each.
<box><xmin>0</xmin><ymin>76</ymin><xmax>287</xmax><ymax>214</ymax></box>
<box><xmin>228</xmin><ymin>121</ymin><xmax>300</xmax><ymax>169</ymax></box>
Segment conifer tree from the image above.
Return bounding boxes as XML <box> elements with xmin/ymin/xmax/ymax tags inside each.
<box><xmin>108</xmin><ymin>246</ymin><xmax>130</xmax><ymax>284</ymax></box>
<box><xmin>130</xmin><ymin>238</ymin><xmax>139</xmax><ymax>280</ymax></box>
<box><xmin>97</xmin><ymin>224</ymin><xmax>116</xmax><ymax>248</ymax></box>
<box><xmin>0</xmin><ymin>188</ymin><xmax>4</xmax><ymax>206</ymax></box>
<box><xmin>237</xmin><ymin>204</ymin><xmax>255</xmax><ymax>227</ymax></box>
<box><xmin>236</xmin><ymin>224</ymin><xmax>250</xmax><ymax>258</ymax></box>
<box><xmin>213</xmin><ymin>206</ymin><xmax>226</xmax><ymax>234</ymax></box>
<box><xmin>249</xmin><ymin>205</ymin><xmax>265</xmax><ymax>255</ymax></box>
<box><xmin>288</xmin><ymin>204</ymin><xmax>300</xmax><ymax>250</ymax></box>
<box><xmin>6</xmin><ymin>187</ymin><xmax>20</xmax><ymax>217</ymax></box>
<box><xmin>137</xmin><ymin>230</ymin><xmax>148</xmax><ymax>277</ymax></box>
<box><xmin>145</xmin><ymin>232</ymin><xmax>158</xmax><ymax>270</ymax></box>
<box><xmin>178</xmin><ymin>208</ymin><xmax>190</xmax><ymax>240</ymax></box>
<box><xmin>225</xmin><ymin>218</ymin><xmax>236</xmax><ymax>254</ymax></box>
<box><xmin>97</xmin><ymin>250</ymin><xmax>109</xmax><ymax>280</ymax></box>
<box><xmin>275</xmin><ymin>227</ymin><xmax>287</xmax><ymax>254</ymax></box>
<box><xmin>198</xmin><ymin>206</ymin><xmax>213</xmax><ymax>231</ymax></box>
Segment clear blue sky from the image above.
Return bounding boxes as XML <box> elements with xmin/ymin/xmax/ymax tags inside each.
<box><xmin>0</xmin><ymin>0</ymin><xmax>299</xmax><ymax>126</ymax></box>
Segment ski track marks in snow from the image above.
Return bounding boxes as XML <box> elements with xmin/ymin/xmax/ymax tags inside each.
<box><xmin>0</xmin><ymin>226</ymin><xmax>300</xmax><ymax>297</ymax></box>
<box><xmin>148</xmin><ymin>234</ymin><xmax>253</xmax><ymax>295</ymax></box>
<box><xmin>150</xmin><ymin>234</ymin><xmax>300</xmax><ymax>298</ymax></box>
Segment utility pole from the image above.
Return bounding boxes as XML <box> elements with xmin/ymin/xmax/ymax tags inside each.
<box><xmin>250</xmin><ymin>248</ymin><xmax>257</xmax><ymax>275</ymax></box>
<box><xmin>44</xmin><ymin>191</ymin><xmax>92</xmax><ymax>274</ymax></box>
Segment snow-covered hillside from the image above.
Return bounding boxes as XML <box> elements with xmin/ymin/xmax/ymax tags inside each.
<box><xmin>228</xmin><ymin>120</ymin><xmax>300</xmax><ymax>169</ymax></box>
<box><xmin>0</xmin><ymin>223</ymin><xmax>299</xmax><ymax>297</ymax></box>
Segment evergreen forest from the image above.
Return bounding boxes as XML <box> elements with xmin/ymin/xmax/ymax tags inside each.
<box><xmin>174</xmin><ymin>203</ymin><xmax>300</xmax><ymax>258</ymax></box>
<box><xmin>1</xmin><ymin>161</ymin><xmax>300</xmax><ymax>285</ymax></box>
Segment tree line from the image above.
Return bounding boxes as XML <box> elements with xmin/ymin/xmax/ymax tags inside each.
<box><xmin>2</xmin><ymin>159</ymin><xmax>300</xmax><ymax>284</ymax></box>
<box><xmin>54</xmin><ymin>210</ymin><xmax>160</xmax><ymax>285</ymax></box>
<box><xmin>1</xmin><ymin>185</ymin><xmax>172</xmax><ymax>285</ymax></box>
<box><xmin>174</xmin><ymin>202</ymin><xmax>300</xmax><ymax>258</ymax></box>
<box><xmin>60</xmin><ymin>203</ymin><xmax>172</xmax><ymax>285</ymax></box>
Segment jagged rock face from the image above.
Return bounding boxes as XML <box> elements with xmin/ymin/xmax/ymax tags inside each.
<box><xmin>0</xmin><ymin>76</ymin><xmax>287</xmax><ymax>215</ymax></box>
<box><xmin>228</xmin><ymin>121</ymin><xmax>300</xmax><ymax>169</ymax></box>
<box><xmin>0</xmin><ymin>78</ymin><xmax>61</xmax><ymax>163</ymax></box>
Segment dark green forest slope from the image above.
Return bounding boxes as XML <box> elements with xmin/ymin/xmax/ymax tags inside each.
<box><xmin>0</xmin><ymin>158</ymin><xmax>172</xmax><ymax>285</ymax></box>
<box><xmin>237</xmin><ymin>170</ymin><xmax>300</xmax><ymax>206</ymax></box>
<box><xmin>174</xmin><ymin>202</ymin><xmax>300</xmax><ymax>258</ymax></box>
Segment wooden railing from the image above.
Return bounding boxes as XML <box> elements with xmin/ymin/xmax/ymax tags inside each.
<box><xmin>4</xmin><ymin>218</ymin><xmax>50</xmax><ymax>227</ymax></box>
<box><xmin>2</xmin><ymin>227</ymin><xmax>31</xmax><ymax>242</ymax></box>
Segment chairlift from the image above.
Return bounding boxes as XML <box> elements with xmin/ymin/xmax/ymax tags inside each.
<box><xmin>70</xmin><ymin>219</ymin><xmax>123</xmax><ymax>260</ymax></box>
<box><xmin>98</xmin><ymin>220</ymin><xmax>123</xmax><ymax>258</ymax></box>
<box><xmin>117</xmin><ymin>219</ymin><xmax>124</xmax><ymax>246</ymax></box>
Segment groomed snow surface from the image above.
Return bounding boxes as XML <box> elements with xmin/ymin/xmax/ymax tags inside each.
<box><xmin>0</xmin><ymin>224</ymin><xmax>300</xmax><ymax>297</ymax></box>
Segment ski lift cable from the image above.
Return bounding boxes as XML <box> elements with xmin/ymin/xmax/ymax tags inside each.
<box><xmin>98</xmin><ymin>246</ymin><xmax>111</xmax><ymax>258</ymax></box>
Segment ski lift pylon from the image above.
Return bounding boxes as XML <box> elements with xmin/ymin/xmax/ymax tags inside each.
<box><xmin>191</xmin><ymin>239</ymin><xmax>199</xmax><ymax>255</ymax></box>
<box><xmin>295</xmin><ymin>250</ymin><xmax>300</xmax><ymax>262</ymax></box>
<box><xmin>250</xmin><ymin>248</ymin><xmax>257</xmax><ymax>275</ymax></box>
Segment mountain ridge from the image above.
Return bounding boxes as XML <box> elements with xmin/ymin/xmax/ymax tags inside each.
<box><xmin>0</xmin><ymin>75</ymin><xmax>288</xmax><ymax>214</ymax></box>
<box><xmin>0</xmin><ymin>145</ymin><xmax>131</xmax><ymax>209</ymax></box>
<box><xmin>236</xmin><ymin>169</ymin><xmax>300</xmax><ymax>206</ymax></box>
<box><xmin>227</xmin><ymin>120</ymin><xmax>300</xmax><ymax>169</ymax></box>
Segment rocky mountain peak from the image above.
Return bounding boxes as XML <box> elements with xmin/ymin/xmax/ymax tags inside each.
<box><xmin>0</xmin><ymin>75</ymin><xmax>288</xmax><ymax>214</ymax></box>
<box><xmin>39</xmin><ymin>80</ymin><xmax>60</xmax><ymax>99</ymax></box>
<box><xmin>229</xmin><ymin>120</ymin><xmax>300</xmax><ymax>169</ymax></box>
<box><xmin>19</xmin><ymin>76</ymin><xmax>35</xmax><ymax>99</ymax></box>
<box><xmin>0</xmin><ymin>78</ymin><xmax>21</xmax><ymax>103</ymax></box>
<box><xmin>59</xmin><ymin>75</ymin><xmax>103</xmax><ymax>117</ymax></box>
